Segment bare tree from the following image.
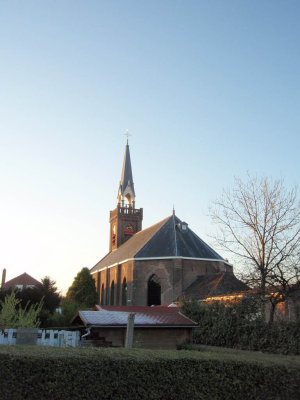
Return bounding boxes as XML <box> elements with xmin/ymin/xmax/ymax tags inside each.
<box><xmin>210</xmin><ymin>175</ymin><xmax>300</xmax><ymax>322</ymax></box>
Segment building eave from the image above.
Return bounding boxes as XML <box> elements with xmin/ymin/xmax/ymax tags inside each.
<box><xmin>91</xmin><ymin>256</ymin><xmax>232</xmax><ymax>274</ymax></box>
<box><xmin>86</xmin><ymin>324</ymin><xmax>198</xmax><ymax>329</ymax></box>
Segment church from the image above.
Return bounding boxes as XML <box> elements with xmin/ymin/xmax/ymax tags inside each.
<box><xmin>90</xmin><ymin>141</ymin><xmax>248</xmax><ymax>306</ymax></box>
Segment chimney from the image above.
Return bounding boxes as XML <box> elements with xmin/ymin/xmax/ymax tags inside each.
<box><xmin>1</xmin><ymin>268</ymin><xmax>6</xmax><ymax>288</ymax></box>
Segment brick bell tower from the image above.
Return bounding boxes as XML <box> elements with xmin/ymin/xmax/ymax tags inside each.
<box><xmin>109</xmin><ymin>140</ymin><xmax>143</xmax><ymax>251</ymax></box>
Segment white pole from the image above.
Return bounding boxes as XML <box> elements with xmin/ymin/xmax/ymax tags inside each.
<box><xmin>125</xmin><ymin>313</ymin><xmax>135</xmax><ymax>348</ymax></box>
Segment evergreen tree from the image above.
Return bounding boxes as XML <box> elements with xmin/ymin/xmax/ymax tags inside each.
<box><xmin>66</xmin><ymin>268</ymin><xmax>98</xmax><ymax>307</ymax></box>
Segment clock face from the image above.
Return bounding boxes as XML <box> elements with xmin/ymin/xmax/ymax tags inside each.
<box><xmin>124</xmin><ymin>224</ymin><xmax>134</xmax><ymax>236</ymax></box>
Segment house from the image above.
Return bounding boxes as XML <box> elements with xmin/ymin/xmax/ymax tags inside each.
<box><xmin>71</xmin><ymin>305</ymin><xmax>198</xmax><ymax>349</ymax></box>
<box><xmin>1</xmin><ymin>270</ymin><xmax>41</xmax><ymax>291</ymax></box>
<box><xmin>90</xmin><ymin>141</ymin><xmax>246</xmax><ymax>306</ymax></box>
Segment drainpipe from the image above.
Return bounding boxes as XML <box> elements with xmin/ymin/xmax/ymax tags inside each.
<box><xmin>81</xmin><ymin>328</ymin><xmax>91</xmax><ymax>340</ymax></box>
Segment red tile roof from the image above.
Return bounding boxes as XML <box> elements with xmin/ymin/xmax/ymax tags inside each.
<box><xmin>2</xmin><ymin>272</ymin><xmax>41</xmax><ymax>290</ymax></box>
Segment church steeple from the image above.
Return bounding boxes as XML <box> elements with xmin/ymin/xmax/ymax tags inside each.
<box><xmin>118</xmin><ymin>141</ymin><xmax>135</xmax><ymax>207</ymax></box>
<box><xmin>109</xmin><ymin>141</ymin><xmax>143</xmax><ymax>252</ymax></box>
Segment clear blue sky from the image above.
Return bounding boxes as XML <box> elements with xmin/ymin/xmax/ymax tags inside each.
<box><xmin>0</xmin><ymin>1</ymin><xmax>299</xmax><ymax>294</ymax></box>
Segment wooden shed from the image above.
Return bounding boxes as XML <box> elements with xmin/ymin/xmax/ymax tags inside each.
<box><xmin>72</xmin><ymin>305</ymin><xmax>197</xmax><ymax>350</ymax></box>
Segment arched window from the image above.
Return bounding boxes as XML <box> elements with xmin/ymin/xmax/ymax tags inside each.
<box><xmin>147</xmin><ymin>274</ymin><xmax>161</xmax><ymax>306</ymax></box>
<box><xmin>122</xmin><ymin>277</ymin><xmax>127</xmax><ymax>306</ymax></box>
<box><xmin>100</xmin><ymin>284</ymin><xmax>105</xmax><ymax>305</ymax></box>
<box><xmin>110</xmin><ymin>281</ymin><xmax>115</xmax><ymax>305</ymax></box>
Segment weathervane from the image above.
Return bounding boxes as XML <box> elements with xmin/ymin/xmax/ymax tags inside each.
<box><xmin>125</xmin><ymin>129</ymin><xmax>131</xmax><ymax>143</ymax></box>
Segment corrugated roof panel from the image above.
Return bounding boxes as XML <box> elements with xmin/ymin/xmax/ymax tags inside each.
<box><xmin>97</xmin><ymin>305</ymin><xmax>179</xmax><ymax>313</ymax></box>
<box><xmin>79</xmin><ymin>309</ymin><xmax>197</xmax><ymax>327</ymax></box>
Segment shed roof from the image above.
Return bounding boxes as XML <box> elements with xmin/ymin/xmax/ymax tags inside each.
<box><xmin>95</xmin><ymin>305</ymin><xmax>179</xmax><ymax>313</ymax></box>
<box><xmin>74</xmin><ymin>307</ymin><xmax>197</xmax><ymax>328</ymax></box>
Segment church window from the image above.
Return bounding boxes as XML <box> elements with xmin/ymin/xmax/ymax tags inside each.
<box><xmin>110</xmin><ymin>281</ymin><xmax>115</xmax><ymax>305</ymax></box>
<box><xmin>122</xmin><ymin>277</ymin><xmax>127</xmax><ymax>306</ymax></box>
<box><xmin>147</xmin><ymin>274</ymin><xmax>161</xmax><ymax>306</ymax></box>
<box><xmin>101</xmin><ymin>284</ymin><xmax>105</xmax><ymax>305</ymax></box>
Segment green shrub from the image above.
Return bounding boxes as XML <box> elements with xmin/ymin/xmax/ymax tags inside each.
<box><xmin>0</xmin><ymin>346</ymin><xmax>299</xmax><ymax>400</ymax></box>
<box><xmin>181</xmin><ymin>298</ymin><xmax>300</xmax><ymax>354</ymax></box>
<box><xmin>0</xmin><ymin>290</ymin><xmax>43</xmax><ymax>329</ymax></box>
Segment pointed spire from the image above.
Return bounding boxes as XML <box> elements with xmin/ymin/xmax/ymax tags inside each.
<box><xmin>118</xmin><ymin>140</ymin><xmax>135</xmax><ymax>206</ymax></box>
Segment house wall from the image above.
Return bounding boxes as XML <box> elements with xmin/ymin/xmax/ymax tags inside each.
<box><xmin>132</xmin><ymin>328</ymin><xmax>191</xmax><ymax>350</ymax></box>
<box><xmin>92</xmin><ymin>328</ymin><xmax>125</xmax><ymax>347</ymax></box>
<box><xmin>91</xmin><ymin>327</ymin><xmax>192</xmax><ymax>349</ymax></box>
<box><xmin>266</xmin><ymin>295</ymin><xmax>300</xmax><ymax>322</ymax></box>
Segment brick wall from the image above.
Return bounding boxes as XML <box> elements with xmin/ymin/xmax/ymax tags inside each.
<box><xmin>94</xmin><ymin>258</ymin><xmax>230</xmax><ymax>306</ymax></box>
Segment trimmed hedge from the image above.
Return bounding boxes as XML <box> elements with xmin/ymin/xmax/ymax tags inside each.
<box><xmin>0</xmin><ymin>346</ymin><xmax>299</xmax><ymax>400</ymax></box>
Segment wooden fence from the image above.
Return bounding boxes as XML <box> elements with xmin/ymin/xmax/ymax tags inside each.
<box><xmin>0</xmin><ymin>329</ymin><xmax>80</xmax><ymax>347</ymax></box>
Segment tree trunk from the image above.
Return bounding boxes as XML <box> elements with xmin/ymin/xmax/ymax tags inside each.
<box><xmin>268</xmin><ymin>303</ymin><xmax>276</xmax><ymax>324</ymax></box>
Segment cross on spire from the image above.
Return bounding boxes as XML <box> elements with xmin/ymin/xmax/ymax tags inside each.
<box><xmin>125</xmin><ymin>129</ymin><xmax>131</xmax><ymax>144</ymax></box>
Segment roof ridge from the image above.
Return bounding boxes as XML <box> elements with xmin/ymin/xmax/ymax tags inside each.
<box><xmin>172</xmin><ymin>213</ymin><xmax>178</xmax><ymax>257</ymax></box>
<box><xmin>187</xmin><ymin>227</ymin><xmax>224</xmax><ymax>260</ymax></box>
<box><xmin>135</xmin><ymin>215</ymin><xmax>171</xmax><ymax>236</ymax></box>
<box><xmin>206</xmin><ymin>273</ymin><xmax>225</xmax><ymax>297</ymax></box>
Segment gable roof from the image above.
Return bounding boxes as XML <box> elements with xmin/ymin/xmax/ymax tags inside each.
<box><xmin>182</xmin><ymin>272</ymin><xmax>250</xmax><ymax>300</ymax></box>
<box><xmin>90</xmin><ymin>214</ymin><xmax>226</xmax><ymax>273</ymax></box>
<box><xmin>73</xmin><ymin>307</ymin><xmax>197</xmax><ymax>328</ymax></box>
<box><xmin>2</xmin><ymin>272</ymin><xmax>41</xmax><ymax>290</ymax></box>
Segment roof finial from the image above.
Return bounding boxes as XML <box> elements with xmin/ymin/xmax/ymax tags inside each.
<box><xmin>125</xmin><ymin>129</ymin><xmax>131</xmax><ymax>144</ymax></box>
<box><xmin>173</xmin><ymin>205</ymin><xmax>175</xmax><ymax>215</ymax></box>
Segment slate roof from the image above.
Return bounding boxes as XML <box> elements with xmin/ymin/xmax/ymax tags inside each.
<box><xmin>119</xmin><ymin>142</ymin><xmax>135</xmax><ymax>197</ymax></box>
<box><xmin>2</xmin><ymin>272</ymin><xmax>41</xmax><ymax>290</ymax></box>
<box><xmin>74</xmin><ymin>307</ymin><xmax>197</xmax><ymax>328</ymax></box>
<box><xmin>91</xmin><ymin>216</ymin><xmax>170</xmax><ymax>272</ymax></box>
<box><xmin>182</xmin><ymin>272</ymin><xmax>250</xmax><ymax>300</ymax></box>
<box><xmin>90</xmin><ymin>214</ymin><xmax>226</xmax><ymax>273</ymax></box>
